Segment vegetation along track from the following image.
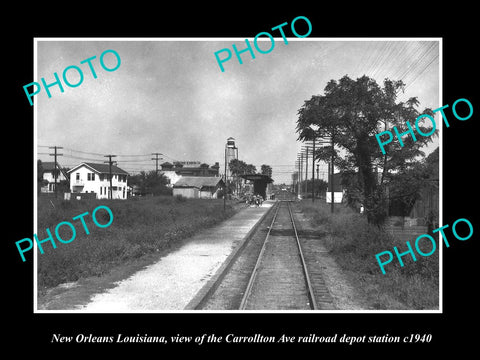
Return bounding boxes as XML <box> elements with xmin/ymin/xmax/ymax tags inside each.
<box><xmin>194</xmin><ymin>201</ymin><xmax>335</xmax><ymax>310</ymax></box>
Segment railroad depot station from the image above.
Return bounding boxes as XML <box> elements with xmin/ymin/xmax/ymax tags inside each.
<box><xmin>239</xmin><ymin>174</ymin><xmax>274</xmax><ymax>200</ymax></box>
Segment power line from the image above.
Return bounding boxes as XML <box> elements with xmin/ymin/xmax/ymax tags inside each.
<box><xmin>49</xmin><ymin>146</ymin><xmax>63</xmax><ymax>198</ymax></box>
<box><xmin>104</xmin><ymin>155</ymin><xmax>117</xmax><ymax>200</ymax></box>
<box><xmin>151</xmin><ymin>153</ymin><xmax>163</xmax><ymax>175</ymax></box>
<box><xmin>404</xmin><ymin>53</ymin><xmax>439</xmax><ymax>91</ymax></box>
<box><xmin>62</xmin><ymin>147</ymin><xmax>106</xmax><ymax>157</ymax></box>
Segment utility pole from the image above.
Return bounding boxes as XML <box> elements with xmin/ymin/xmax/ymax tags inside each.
<box><xmin>104</xmin><ymin>155</ymin><xmax>117</xmax><ymax>200</ymax></box>
<box><xmin>224</xmin><ymin>145</ymin><xmax>227</xmax><ymax>211</ymax></box>
<box><xmin>49</xmin><ymin>146</ymin><xmax>63</xmax><ymax>198</ymax></box>
<box><xmin>312</xmin><ymin>139</ymin><xmax>315</xmax><ymax>203</ymax></box>
<box><xmin>305</xmin><ymin>147</ymin><xmax>308</xmax><ymax>196</ymax></box>
<box><xmin>235</xmin><ymin>146</ymin><xmax>239</xmax><ymax>197</ymax></box>
<box><xmin>298</xmin><ymin>158</ymin><xmax>302</xmax><ymax>198</ymax></box>
<box><xmin>330</xmin><ymin>135</ymin><xmax>335</xmax><ymax>214</ymax></box>
<box><xmin>151</xmin><ymin>153</ymin><xmax>163</xmax><ymax>175</ymax></box>
<box><xmin>296</xmin><ymin>159</ymin><xmax>300</xmax><ymax>198</ymax></box>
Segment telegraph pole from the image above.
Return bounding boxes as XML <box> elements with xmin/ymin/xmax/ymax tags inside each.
<box><xmin>299</xmin><ymin>153</ymin><xmax>303</xmax><ymax>198</ymax></box>
<box><xmin>49</xmin><ymin>146</ymin><xmax>63</xmax><ymax>198</ymax></box>
<box><xmin>151</xmin><ymin>153</ymin><xmax>163</xmax><ymax>175</ymax></box>
<box><xmin>307</xmin><ymin>124</ymin><xmax>320</xmax><ymax>203</ymax></box>
<box><xmin>296</xmin><ymin>158</ymin><xmax>301</xmax><ymax>198</ymax></box>
<box><xmin>104</xmin><ymin>155</ymin><xmax>117</xmax><ymax>199</ymax></box>
<box><xmin>312</xmin><ymin>138</ymin><xmax>315</xmax><ymax>203</ymax></box>
<box><xmin>224</xmin><ymin>145</ymin><xmax>227</xmax><ymax>211</ymax></box>
<box><xmin>305</xmin><ymin>147</ymin><xmax>308</xmax><ymax>196</ymax></box>
<box><xmin>330</xmin><ymin>135</ymin><xmax>335</xmax><ymax>214</ymax></box>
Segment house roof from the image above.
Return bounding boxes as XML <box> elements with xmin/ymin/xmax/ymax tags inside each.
<box><xmin>67</xmin><ymin>162</ymin><xmax>129</xmax><ymax>175</ymax></box>
<box><xmin>173</xmin><ymin>176</ymin><xmax>224</xmax><ymax>188</ymax></box>
<box><xmin>41</xmin><ymin>161</ymin><xmax>68</xmax><ymax>178</ymax></box>
<box><xmin>239</xmin><ymin>174</ymin><xmax>274</xmax><ymax>183</ymax></box>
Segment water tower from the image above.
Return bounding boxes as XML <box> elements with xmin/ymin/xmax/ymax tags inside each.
<box><xmin>226</xmin><ymin>137</ymin><xmax>238</xmax><ymax>177</ymax></box>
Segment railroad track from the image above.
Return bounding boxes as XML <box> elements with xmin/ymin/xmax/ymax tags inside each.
<box><xmin>239</xmin><ymin>201</ymin><xmax>317</xmax><ymax>310</ymax></box>
<box><xmin>190</xmin><ymin>201</ymin><xmax>335</xmax><ymax>310</ymax></box>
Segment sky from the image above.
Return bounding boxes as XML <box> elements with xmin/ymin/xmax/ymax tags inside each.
<box><xmin>36</xmin><ymin>38</ymin><xmax>440</xmax><ymax>184</ymax></box>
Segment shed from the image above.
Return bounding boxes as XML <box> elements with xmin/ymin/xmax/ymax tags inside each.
<box><xmin>173</xmin><ymin>176</ymin><xmax>225</xmax><ymax>199</ymax></box>
<box><xmin>239</xmin><ymin>174</ymin><xmax>274</xmax><ymax>199</ymax></box>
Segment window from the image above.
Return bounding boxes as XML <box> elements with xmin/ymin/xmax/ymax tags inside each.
<box><xmin>76</xmin><ymin>173</ymin><xmax>80</xmax><ymax>181</ymax></box>
<box><xmin>87</xmin><ymin>173</ymin><xmax>95</xmax><ymax>181</ymax></box>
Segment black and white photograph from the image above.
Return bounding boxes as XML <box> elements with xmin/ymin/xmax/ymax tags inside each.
<box><xmin>33</xmin><ymin>38</ymin><xmax>441</xmax><ymax>313</ymax></box>
<box><xmin>6</xmin><ymin>7</ymin><xmax>478</xmax><ymax>353</ymax></box>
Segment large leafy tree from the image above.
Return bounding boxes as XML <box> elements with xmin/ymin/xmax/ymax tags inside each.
<box><xmin>229</xmin><ymin>159</ymin><xmax>247</xmax><ymax>176</ymax></box>
<box><xmin>297</xmin><ymin>75</ymin><xmax>437</xmax><ymax>224</ymax></box>
<box><xmin>260</xmin><ymin>164</ymin><xmax>272</xmax><ymax>177</ymax></box>
<box><xmin>244</xmin><ymin>164</ymin><xmax>257</xmax><ymax>174</ymax></box>
<box><xmin>229</xmin><ymin>159</ymin><xmax>257</xmax><ymax>175</ymax></box>
<box><xmin>130</xmin><ymin>170</ymin><xmax>170</xmax><ymax>196</ymax></box>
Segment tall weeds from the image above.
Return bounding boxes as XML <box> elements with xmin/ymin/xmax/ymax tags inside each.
<box><xmin>37</xmin><ymin>196</ymin><xmax>236</xmax><ymax>290</ymax></box>
<box><xmin>298</xmin><ymin>201</ymin><xmax>439</xmax><ymax>310</ymax></box>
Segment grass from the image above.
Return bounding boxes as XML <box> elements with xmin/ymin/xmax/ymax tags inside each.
<box><xmin>36</xmin><ymin>195</ymin><xmax>238</xmax><ymax>292</ymax></box>
<box><xmin>296</xmin><ymin>200</ymin><xmax>439</xmax><ymax>310</ymax></box>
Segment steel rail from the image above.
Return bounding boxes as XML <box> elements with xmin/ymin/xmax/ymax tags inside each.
<box><xmin>239</xmin><ymin>201</ymin><xmax>281</xmax><ymax>310</ymax></box>
<box><xmin>287</xmin><ymin>201</ymin><xmax>318</xmax><ymax>310</ymax></box>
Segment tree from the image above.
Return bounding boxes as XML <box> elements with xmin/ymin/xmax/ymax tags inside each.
<box><xmin>129</xmin><ymin>170</ymin><xmax>170</xmax><ymax>196</ymax></box>
<box><xmin>229</xmin><ymin>158</ymin><xmax>247</xmax><ymax>177</ymax></box>
<box><xmin>244</xmin><ymin>164</ymin><xmax>256</xmax><ymax>174</ymax></box>
<box><xmin>260</xmin><ymin>164</ymin><xmax>273</xmax><ymax>177</ymax></box>
<box><xmin>297</xmin><ymin>75</ymin><xmax>437</xmax><ymax>224</ymax></box>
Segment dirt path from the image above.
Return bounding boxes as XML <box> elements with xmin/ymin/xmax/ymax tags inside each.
<box><xmin>293</xmin><ymin>209</ymin><xmax>374</xmax><ymax>310</ymax></box>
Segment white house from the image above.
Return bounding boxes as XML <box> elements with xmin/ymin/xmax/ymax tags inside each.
<box><xmin>40</xmin><ymin>161</ymin><xmax>68</xmax><ymax>193</ymax></box>
<box><xmin>67</xmin><ymin>162</ymin><xmax>129</xmax><ymax>199</ymax></box>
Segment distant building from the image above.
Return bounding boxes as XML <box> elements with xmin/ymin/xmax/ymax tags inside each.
<box><xmin>239</xmin><ymin>174</ymin><xmax>274</xmax><ymax>200</ymax></box>
<box><xmin>67</xmin><ymin>162</ymin><xmax>129</xmax><ymax>199</ymax></box>
<box><xmin>40</xmin><ymin>161</ymin><xmax>68</xmax><ymax>193</ymax></box>
<box><xmin>160</xmin><ymin>161</ymin><xmax>220</xmax><ymax>187</ymax></box>
<box><xmin>326</xmin><ymin>172</ymin><xmax>344</xmax><ymax>203</ymax></box>
<box><xmin>173</xmin><ymin>176</ymin><xmax>225</xmax><ymax>199</ymax></box>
